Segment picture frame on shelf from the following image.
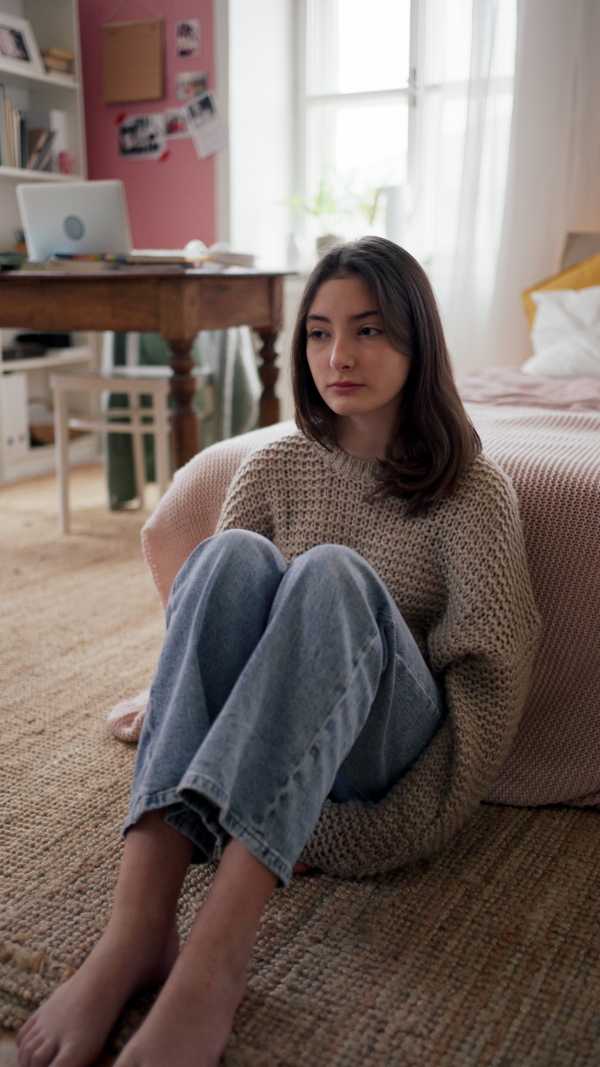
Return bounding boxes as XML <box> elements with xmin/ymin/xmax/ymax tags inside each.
<box><xmin>0</xmin><ymin>13</ymin><xmax>45</xmax><ymax>77</ymax></box>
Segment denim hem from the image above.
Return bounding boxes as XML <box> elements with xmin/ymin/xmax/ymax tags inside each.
<box><xmin>122</xmin><ymin>787</ymin><xmax>184</xmax><ymax>837</ymax></box>
<box><xmin>123</xmin><ymin>788</ymin><xmax>222</xmax><ymax>865</ymax></box>
<box><xmin>162</xmin><ymin>806</ymin><xmax>221</xmax><ymax>865</ymax></box>
<box><xmin>123</xmin><ymin>781</ymin><xmax>293</xmax><ymax>885</ymax></box>
<box><xmin>178</xmin><ymin>773</ymin><xmax>294</xmax><ymax>887</ymax></box>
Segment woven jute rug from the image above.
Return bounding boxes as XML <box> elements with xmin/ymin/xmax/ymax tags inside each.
<box><xmin>1</xmin><ymin>467</ymin><xmax>600</xmax><ymax>1067</ymax></box>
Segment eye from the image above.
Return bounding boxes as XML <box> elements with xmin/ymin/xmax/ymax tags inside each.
<box><xmin>307</xmin><ymin>327</ymin><xmax>327</xmax><ymax>341</ymax></box>
<box><xmin>358</xmin><ymin>325</ymin><xmax>382</xmax><ymax>337</ymax></box>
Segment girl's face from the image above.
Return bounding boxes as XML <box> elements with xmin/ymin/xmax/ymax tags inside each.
<box><xmin>305</xmin><ymin>275</ymin><xmax>411</xmax><ymax>430</ymax></box>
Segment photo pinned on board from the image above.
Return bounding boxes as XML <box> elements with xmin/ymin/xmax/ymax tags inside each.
<box><xmin>165</xmin><ymin>107</ymin><xmax>190</xmax><ymax>139</ymax></box>
<box><xmin>175</xmin><ymin>70</ymin><xmax>208</xmax><ymax>101</ymax></box>
<box><xmin>118</xmin><ymin>113</ymin><xmax>166</xmax><ymax>160</ymax></box>
<box><xmin>185</xmin><ymin>90</ymin><xmax>227</xmax><ymax>159</ymax></box>
<box><xmin>175</xmin><ymin>19</ymin><xmax>200</xmax><ymax>58</ymax></box>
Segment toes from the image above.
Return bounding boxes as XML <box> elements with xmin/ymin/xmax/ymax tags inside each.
<box><xmin>17</xmin><ymin>1029</ymin><xmax>57</xmax><ymax>1067</ymax></box>
<box><xmin>16</xmin><ymin>1025</ymin><xmax>40</xmax><ymax>1065</ymax></box>
<box><xmin>16</xmin><ymin>1014</ymin><xmax>37</xmax><ymax>1046</ymax></box>
<box><xmin>29</xmin><ymin>1038</ymin><xmax>59</xmax><ymax>1067</ymax></box>
<box><xmin>50</xmin><ymin>1047</ymin><xmax>81</xmax><ymax>1067</ymax></box>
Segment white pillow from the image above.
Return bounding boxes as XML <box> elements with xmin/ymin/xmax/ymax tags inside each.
<box><xmin>521</xmin><ymin>286</ymin><xmax>600</xmax><ymax>378</ymax></box>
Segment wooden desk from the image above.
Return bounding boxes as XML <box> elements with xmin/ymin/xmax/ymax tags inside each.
<box><xmin>0</xmin><ymin>268</ymin><xmax>286</xmax><ymax>468</ymax></box>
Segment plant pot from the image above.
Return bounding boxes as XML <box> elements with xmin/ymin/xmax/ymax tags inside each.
<box><xmin>316</xmin><ymin>234</ymin><xmax>343</xmax><ymax>258</ymax></box>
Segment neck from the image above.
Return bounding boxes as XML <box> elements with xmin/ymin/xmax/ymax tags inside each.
<box><xmin>335</xmin><ymin>413</ymin><xmax>393</xmax><ymax>462</ymax></box>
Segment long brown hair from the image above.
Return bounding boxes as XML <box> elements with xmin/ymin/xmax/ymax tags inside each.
<box><xmin>291</xmin><ymin>236</ymin><xmax>481</xmax><ymax>516</ymax></box>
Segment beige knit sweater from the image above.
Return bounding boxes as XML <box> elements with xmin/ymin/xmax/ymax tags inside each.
<box><xmin>215</xmin><ymin>430</ymin><xmax>540</xmax><ymax>878</ymax></box>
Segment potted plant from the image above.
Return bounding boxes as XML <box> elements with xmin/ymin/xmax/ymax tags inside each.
<box><xmin>283</xmin><ymin>180</ymin><xmax>347</xmax><ymax>258</ymax></box>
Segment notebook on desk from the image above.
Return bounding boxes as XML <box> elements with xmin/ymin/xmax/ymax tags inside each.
<box><xmin>16</xmin><ymin>179</ymin><xmax>133</xmax><ymax>262</ymax></box>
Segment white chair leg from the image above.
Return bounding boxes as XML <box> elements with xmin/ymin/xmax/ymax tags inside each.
<box><xmin>53</xmin><ymin>386</ymin><xmax>70</xmax><ymax>534</ymax></box>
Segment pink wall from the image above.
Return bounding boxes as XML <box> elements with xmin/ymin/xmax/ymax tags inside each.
<box><xmin>78</xmin><ymin>0</ymin><xmax>216</xmax><ymax>249</ymax></box>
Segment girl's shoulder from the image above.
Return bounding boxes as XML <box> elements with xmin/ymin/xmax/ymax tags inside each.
<box><xmin>451</xmin><ymin>452</ymin><xmax>519</xmax><ymax>511</ymax></box>
<box><xmin>234</xmin><ymin>429</ymin><xmax>320</xmax><ymax>479</ymax></box>
<box><xmin>434</xmin><ymin>453</ymin><xmax>526</xmax><ymax>554</ymax></box>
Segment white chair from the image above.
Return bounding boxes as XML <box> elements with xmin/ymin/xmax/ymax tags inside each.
<box><xmin>50</xmin><ymin>365</ymin><xmax>211</xmax><ymax>533</ymax></box>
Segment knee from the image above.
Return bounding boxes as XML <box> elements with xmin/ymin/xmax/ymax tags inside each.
<box><xmin>174</xmin><ymin>529</ymin><xmax>282</xmax><ymax>593</ymax></box>
<box><xmin>276</xmin><ymin>544</ymin><xmax>386</xmax><ymax>635</ymax></box>
<box><xmin>210</xmin><ymin>528</ymin><xmax>273</xmax><ymax>559</ymax></box>
<box><xmin>288</xmin><ymin>543</ymin><xmax>368</xmax><ymax>590</ymax></box>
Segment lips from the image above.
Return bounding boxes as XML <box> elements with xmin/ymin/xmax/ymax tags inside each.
<box><xmin>329</xmin><ymin>381</ymin><xmax>363</xmax><ymax>393</ymax></box>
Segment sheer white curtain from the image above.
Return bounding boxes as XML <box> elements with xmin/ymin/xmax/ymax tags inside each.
<box><xmin>414</xmin><ymin>0</ymin><xmax>517</xmax><ymax>372</ymax></box>
<box><xmin>488</xmin><ymin>0</ymin><xmax>600</xmax><ymax>367</ymax></box>
<box><xmin>422</xmin><ymin>0</ymin><xmax>600</xmax><ymax>372</ymax></box>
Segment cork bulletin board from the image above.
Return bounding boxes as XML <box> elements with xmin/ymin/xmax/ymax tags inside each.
<box><xmin>102</xmin><ymin>18</ymin><xmax>165</xmax><ymax>103</ymax></box>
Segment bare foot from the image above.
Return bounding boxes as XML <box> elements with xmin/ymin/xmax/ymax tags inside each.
<box><xmin>16</xmin><ymin>920</ymin><xmax>179</xmax><ymax>1067</ymax></box>
<box><xmin>113</xmin><ymin>938</ymin><xmax>247</xmax><ymax>1067</ymax></box>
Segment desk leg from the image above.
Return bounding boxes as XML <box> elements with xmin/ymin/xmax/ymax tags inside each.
<box><xmin>167</xmin><ymin>338</ymin><xmax>199</xmax><ymax>469</ymax></box>
<box><xmin>257</xmin><ymin>328</ymin><xmax>280</xmax><ymax>426</ymax></box>
<box><xmin>154</xmin><ymin>389</ymin><xmax>170</xmax><ymax>498</ymax></box>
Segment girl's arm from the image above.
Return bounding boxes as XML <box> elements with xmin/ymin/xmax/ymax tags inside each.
<box><xmin>298</xmin><ymin>458</ymin><xmax>541</xmax><ymax>879</ymax></box>
<box><xmin>215</xmin><ymin>445</ymin><xmax>277</xmax><ymax>543</ymax></box>
<box><xmin>427</xmin><ymin>458</ymin><xmax>541</xmax><ymax>792</ymax></box>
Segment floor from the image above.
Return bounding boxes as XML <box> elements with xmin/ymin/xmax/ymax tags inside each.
<box><xmin>0</xmin><ymin>1032</ymin><xmax>18</xmax><ymax>1066</ymax></box>
<box><xmin>0</xmin><ymin>459</ymin><xmax>160</xmax><ymax>518</ymax></box>
<box><xmin>0</xmin><ymin>462</ymin><xmax>155</xmax><ymax>1067</ymax></box>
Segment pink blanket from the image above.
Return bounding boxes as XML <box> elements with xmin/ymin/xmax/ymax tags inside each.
<box><xmin>111</xmin><ymin>405</ymin><xmax>600</xmax><ymax>810</ymax></box>
<box><xmin>457</xmin><ymin>367</ymin><xmax>600</xmax><ymax>411</ymax></box>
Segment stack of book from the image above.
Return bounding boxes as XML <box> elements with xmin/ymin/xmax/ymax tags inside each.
<box><xmin>26</xmin><ymin>129</ymin><xmax>56</xmax><ymax>170</ymax></box>
<box><xmin>0</xmin><ymin>86</ymin><xmax>27</xmax><ymax>170</ymax></box>
<box><xmin>40</xmin><ymin>48</ymin><xmax>75</xmax><ymax>77</ymax></box>
<box><xmin>0</xmin><ymin>91</ymin><xmax>67</xmax><ymax>172</ymax></box>
<box><xmin>127</xmin><ymin>247</ymin><xmax>257</xmax><ymax>268</ymax></box>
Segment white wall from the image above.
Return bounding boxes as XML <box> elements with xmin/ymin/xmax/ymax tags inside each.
<box><xmin>226</xmin><ymin>0</ymin><xmax>295</xmax><ymax>268</ymax></box>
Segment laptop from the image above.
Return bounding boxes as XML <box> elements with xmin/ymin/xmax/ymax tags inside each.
<box><xmin>16</xmin><ymin>179</ymin><xmax>133</xmax><ymax>261</ymax></box>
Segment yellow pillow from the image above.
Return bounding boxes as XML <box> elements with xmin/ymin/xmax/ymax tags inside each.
<box><xmin>522</xmin><ymin>251</ymin><xmax>600</xmax><ymax>327</ymax></box>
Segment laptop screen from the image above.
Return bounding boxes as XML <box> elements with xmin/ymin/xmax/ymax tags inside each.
<box><xmin>16</xmin><ymin>179</ymin><xmax>133</xmax><ymax>261</ymax></box>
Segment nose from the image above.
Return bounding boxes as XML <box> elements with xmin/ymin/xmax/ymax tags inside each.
<box><xmin>329</xmin><ymin>335</ymin><xmax>355</xmax><ymax>371</ymax></box>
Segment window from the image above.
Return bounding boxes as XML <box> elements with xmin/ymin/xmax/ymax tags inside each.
<box><xmin>297</xmin><ymin>0</ymin><xmax>516</xmax><ymax>268</ymax></box>
<box><xmin>301</xmin><ymin>0</ymin><xmax>412</xmax><ymax>236</ymax></box>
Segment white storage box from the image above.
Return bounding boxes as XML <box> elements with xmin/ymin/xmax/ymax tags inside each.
<box><xmin>1</xmin><ymin>372</ymin><xmax>29</xmax><ymax>459</ymax></box>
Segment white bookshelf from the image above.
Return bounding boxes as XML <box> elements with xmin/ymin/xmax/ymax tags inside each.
<box><xmin>0</xmin><ymin>0</ymin><xmax>87</xmax><ymax>244</ymax></box>
<box><xmin>0</xmin><ymin>0</ymin><xmax>97</xmax><ymax>483</ymax></box>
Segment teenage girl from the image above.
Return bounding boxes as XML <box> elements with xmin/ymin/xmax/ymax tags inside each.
<box><xmin>17</xmin><ymin>237</ymin><xmax>539</xmax><ymax>1067</ymax></box>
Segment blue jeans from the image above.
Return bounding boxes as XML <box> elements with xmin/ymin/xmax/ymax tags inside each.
<box><xmin>124</xmin><ymin>530</ymin><xmax>445</xmax><ymax>886</ymax></box>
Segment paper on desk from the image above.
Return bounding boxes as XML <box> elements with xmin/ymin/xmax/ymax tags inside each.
<box><xmin>127</xmin><ymin>243</ymin><xmax>255</xmax><ymax>268</ymax></box>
